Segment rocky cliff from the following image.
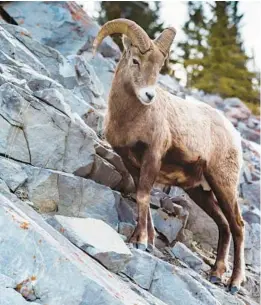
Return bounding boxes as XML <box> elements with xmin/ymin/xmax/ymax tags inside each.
<box><xmin>0</xmin><ymin>2</ymin><xmax>260</xmax><ymax>305</ymax></box>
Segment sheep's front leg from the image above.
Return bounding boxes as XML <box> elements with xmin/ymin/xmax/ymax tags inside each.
<box><xmin>129</xmin><ymin>149</ymin><xmax>161</xmax><ymax>250</ymax></box>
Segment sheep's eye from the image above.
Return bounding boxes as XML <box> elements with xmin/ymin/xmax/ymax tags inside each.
<box><xmin>132</xmin><ymin>58</ymin><xmax>140</xmax><ymax>65</ymax></box>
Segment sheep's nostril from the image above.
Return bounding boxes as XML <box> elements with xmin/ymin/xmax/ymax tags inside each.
<box><xmin>146</xmin><ymin>92</ymin><xmax>154</xmax><ymax>101</ymax></box>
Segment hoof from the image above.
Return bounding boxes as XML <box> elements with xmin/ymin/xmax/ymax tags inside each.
<box><xmin>229</xmin><ymin>285</ymin><xmax>240</xmax><ymax>295</ymax></box>
<box><xmin>137</xmin><ymin>243</ymin><xmax>147</xmax><ymax>251</ymax></box>
<box><xmin>146</xmin><ymin>243</ymin><xmax>154</xmax><ymax>253</ymax></box>
<box><xmin>210</xmin><ymin>275</ymin><xmax>222</xmax><ymax>284</ymax></box>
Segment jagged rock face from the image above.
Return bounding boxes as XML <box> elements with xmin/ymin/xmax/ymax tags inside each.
<box><xmin>1</xmin><ymin>2</ymin><xmax>120</xmax><ymax>59</ymax></box>
<box><xmin>0</xmin><ymin>193</ymin><xmax>163</xmax><ymax>305</ymax></box>
<box><xmin>0</xmin><ymin>3</ymin><xmax>260</xmax><ymax>305</ymax></box>
<box><xmin>47</xmin><ymin>216</ymin><xmax>133</xmax><ymax>273</ymax></box>
<box><xmin>171</xmin><ymin>242</ymin><xmax>210</xmax><ymax>273</ymax></box>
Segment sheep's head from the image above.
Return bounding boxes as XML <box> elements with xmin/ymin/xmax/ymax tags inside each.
<box><xmin>93</xmin><ymin>19</ymin><xmax>176</xmax><ymax>106</ymax></box>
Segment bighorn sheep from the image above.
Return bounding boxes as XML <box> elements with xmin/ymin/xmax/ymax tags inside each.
<box><xmin>93</xmin><ymin>18</ymin><xmax>245</xmax><ymax>293</ymax></box>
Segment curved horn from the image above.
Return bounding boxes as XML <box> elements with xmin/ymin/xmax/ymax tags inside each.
<box><xmin>154</xmin><ymin>27</ymin><xmax>176</xmax><ymax>56</ymax></box>
<box><xmin>93</xmin><ymin>18</ymin><xmax>151</xmax><ymax>54</ymax></box>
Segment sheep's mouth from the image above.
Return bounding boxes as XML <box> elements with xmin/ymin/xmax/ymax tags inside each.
<box><xmin>137</xmin><ymin>96</ymin><xmax>156</xmax><ymax>106</ymax></box>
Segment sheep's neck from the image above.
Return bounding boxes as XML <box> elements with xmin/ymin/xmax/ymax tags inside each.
<box><xmin>108</xmin><ymin>58</ymin><xmax>146</xmax><ymax>122</ymax></box>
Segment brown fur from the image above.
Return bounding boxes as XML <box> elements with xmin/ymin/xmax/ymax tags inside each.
<box><xmin>102</xmin><ymin>33</ymin><xmax>245</xmax><ymax>291</ymax></box>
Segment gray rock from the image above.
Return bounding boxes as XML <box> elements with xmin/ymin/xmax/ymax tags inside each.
<box><xmin>82</xmin><ymin>106</ymin><xmax>105</xmax><ymax>137</ymax></box>
<box><xmin>241</xmin><ymin>138</ymin><xmax>260</xmax><ymax>168</ymax></box>
<box><xmin>116</xmin><ymin>197</ymin><xmax>137</xmax><ymax>226</ymax></box>
<box><xmin>23</xmin><ymin>165</ymin><xmax>59</xmax><ymax>213</ymax></box>
<box><xmin>65</xmin><ymin>55</ymin><xmax>108</xmax><ymax>110</ymax></box>
<box><xmin>0</xmin><ymin>157</ymin><xmax>27</xmax><ymax>191</ymax></box>
<box><xmin>245</xmin><ymin>222</ymin><xmax>260</xmax><ymax>267</ymax></box>
<box><xmin>38</xmin><ymin>87</ymin><xmax>105</xmax><ymax>136</ymax></box>
<box><xmin>73</xmin><ymin>83</ymin><xmax>107</xmax><ymax>111</ymax></box>
<box><xmin>171</xmin><ymin>242</ymin><xmax>210</xmax><ymax>272</ymax></box>
<box><xmin>58</xmin><ymin>88</ymin><xmax>95</xmax><ymax>117</ymax></box>
<box><xmin>247</xmin><ymin>117</ymin><xmax>260</xmax><ymax>130</ymax></box>
<box><xmin>1</xmin><ymin>23</ymin><xmax>82</xmax><ymax>90</ymax></box>
<box><xmin>57</xmin><ymin>173</ymin><xmax>119</xmax><ymax>229</ymax></box>
<box><xmin>152</xmin><ymin>208</ymin><xmax>183</xmax><ymax>243</ymax></box>
<box><xmin>120</xmin><ymin>274</ymin><xmax>168</xmax><ymax>305</ymax></box>
<box><xmin>0</xmin><ymin>192</ymin><xmax>162</xmax><ymax>305</ymax></box>
<box><xmin>1</xmin><ymin>82</ymin><xmax>98</xmax><ymax>174</ymax></box>
<box><xmin>122</xmin><ymin>249</ymin><xmax>157</xmax><ymax>289</ymax></box>
<box><xmin>62</xmin><ymin>117</ymin><xmax>96</xmax><ymax>175</ymax></box>
<box><xmin>0</xmin><ymin>63</ymin><xmax>62</xmax><ymax>92</ymax></box>
<box><xmin>121</xmin><ymin>247</ymin><xmax>246</xmax><ymax>305</ymax></box>
<box><xmin>1</xmin><ymin>2</ymin><xmax>120</xmax><ymax>58</ymax></box>
<box><xmin>169</xmin><ymin>186</ymin><xmax>193</xmax><ymax>209</ymax></box>
<box><xmin>238</xmin><ymin>295</ymin><xmax>259</xmax><ymax>305</ymax></box>
<box><xmin>0</xmin><ymin>21</ymin><xmax>110</xmax><ymax>110</ymax></box>
<box><xmin>224</xmin><ymin>97</ymin><xmax>248</xmax><ymax>108</ymax></box>
<box><xmin>0</xmin><ymin>63</ymin><xmax>30</xmax><ymax>91</ymax></box>
<box><xmin>243</xmin><ymin>272</ymin><xmax>260</xmax><ymax>304</ymax></box>
<box><xmin>242</xmin><ymin>207</ymin><xmax>260</xmax><ymax>225</ymax></box>
<box><xmin>33</xmin><ymin>88</ymin><xmax>73</xmax><ymax>117</ymax></box>
<box><xmin>225</xmin><ymin>107</ymin><xmax>250</xmax><ymax>121</ymax></box>
<box><xmin>0</xmin><ymin>273</ymin><xmax>15</xmax><ymax>288</ymax></box>
<box><xmin>150</xmin><ymin>188</ymin><xmax>165</xmax><ymax>208</ymax></box>
<box><xmin>4</xmin><ymin>160</ymin><xmax>120</xmax><ymax>228</ymax></box>
<box><xmin>0</xmin><ymin>82</ymin><xmax>30</xmax><ymax>128</ymax></box>
<box><xmin>178</xmin><ymin>228</ymin><xmax>194</xmax><ymax>247</ymax></box>
<box><xmin>161</xmin><ymin>197</ymin><xmax>176</xmax><ymax>213</ymax></box>
<box><xmin>251</xmin><ymin>169</ymin><xmax>260</xmax><ymax>182</ymax></box>
<box><xmin>23</xmin><ymin>94</ymin><xmax>70</xmax><ymax>171</ymax></box>
<box><xmin>119</xmin><ymin>222</ymin><xmax>135</xmax><ymax>240</ymax></box>
<box><xmin>238</xmin><ymin>123</ymin><xmax>260</xmax><ymax>144</ymax></box>
<box><xmin>88</xmin><ymin>154</ymin><xmax>122</xmax><ymax>188</ymax></box>
<box><xmin>0</xmin><ymin>288</ymin><xmax>39</xmax><ymax>305</ymax></box>
<box><xmin>0</xmin><ymin>179</ymin><xmax>10</xmax><ymax>193</ymax></box>
<box><xmin>188</xmin><ymin>271</ymin><xmax>246</xmax><ymax>305</ymax></box>
<box><xmin>0</xmin><ymin>25</ymin><xmax>48</xmax><ymax>76</ymax></box>
<box><xmin>48</xmin><ymin>216</ymin><xmax>132</xmax><ymax>273</ymax></box>
<box><xmin>158</xmin><ymin>74</ymin><xmax>181</xmax><ymax>96</ymax></box>
<box><xmin>242</xmin><ymin>181</ymin><xmax>260</xmax><ymax>209</ymax></box>
<box><xmin>150</xmin><ymin>262</ymin><xmax>220</xmax><ymax>305</ymax></box>
<box><xmin>0</xmin><ymin>116</ymin><xmax>30</xmax><ymax>163</ymax></box>
<box><xmin>94</xmin><ymin>142</ymin><xmax>135</xmax><ymax>193</ymax></box>
<box><xmin>75</xmin><ymin>55</ymin><xmax>104</xmax><ymax>98</ymax></box>
<box><xmin>84</xmin><ymin>53</ymin><xmax>116</xmax><ymax>101</ymax></box>
<box><xmin>210</xmin><ymin>289</ymin><xmax>245</xmax><ymax>305</ymax></box>
<box><xmin>241</xmin><ymin>162</ymin><xmax>254</xmax><ymax>184</ymax></box>
<box><xmin>186</xmin><ymin>198</ymin><xmax>218</xmax><ymax>249</ymax></box>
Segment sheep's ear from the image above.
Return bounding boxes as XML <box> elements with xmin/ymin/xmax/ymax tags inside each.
<box><xmin>122</xmin><ymin>35</ymin><xmax>132</xmax><ymax>51</ymax></box>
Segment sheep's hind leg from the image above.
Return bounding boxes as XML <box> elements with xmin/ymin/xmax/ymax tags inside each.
<box><xmin>186</xmin><ymin>187</ymin><xmax>231</xmax><ymax>284</ymax></box>
<box><xmin>129</xmin><ymin>149</ymin><xmax>161</xmax><ymax>251</ymax></box>
<box><xmin>206</xmin><ymin>168</ymin><xmax>245</xmax><ymax>294</ymax></box>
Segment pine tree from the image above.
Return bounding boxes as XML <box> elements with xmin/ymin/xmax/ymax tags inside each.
<box><xmin>178</xmin><ymin>2</ymin><xmax>208</xmax><ymax>87</ymax></box>
<box><xmin>193</xmin><ymin>1</ymin><xmax>259</xmax><ymax>106</ymax></box>
<box><xmin>98</xmin><ymin>1</ymin><xmax>164</xmax><ymax>50</ymax></box>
